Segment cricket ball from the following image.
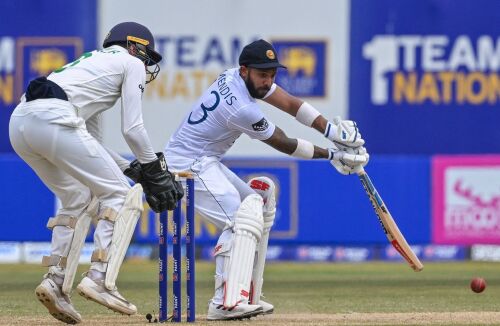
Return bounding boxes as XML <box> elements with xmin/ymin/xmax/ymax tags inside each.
<box><xmin>470</xmin><ymin>277</ymin><xmax>486</xmax><ymax>293</ymax></box>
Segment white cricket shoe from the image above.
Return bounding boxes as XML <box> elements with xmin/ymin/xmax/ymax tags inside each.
<box><xmin>35</xmin><ymin>275</ymin><xmax>82</xmax><ymax>324</ymax></box>
<box><xmin>207</xmin><ymin>300</ymin><xmax>263</xmax><ymax>321</ymax></box>
<box><xmin>258</xmin><ymin>299</ymin><xmax>274</xmax><ymax>315</ymax></box>
<box><xmin>76</xmin><ymin>272</ymin><xmax>137</xmax><ymax>315</ymax></box>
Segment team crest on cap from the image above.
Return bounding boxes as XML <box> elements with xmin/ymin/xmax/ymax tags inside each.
<box><xmin>266</xmin><ymin>50</ymin><xmax>275</xmax><ymax>60</ymax></box>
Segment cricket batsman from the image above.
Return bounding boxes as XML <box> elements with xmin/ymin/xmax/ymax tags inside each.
<box><xmin>127</xmin><ymin>39</ymin><xmax>369</xmax><ymax>320</ymax></box>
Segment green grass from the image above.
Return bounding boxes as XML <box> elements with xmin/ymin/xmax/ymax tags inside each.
<box><xmin>0</xmin><ymin>261</ymin><xmax>499</xmax><ymax>324</ymax></box>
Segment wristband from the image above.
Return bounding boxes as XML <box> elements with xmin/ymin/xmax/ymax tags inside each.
<box><xmin>291</xmin><ymin>138</ymin><xmax>315</xmax><ymax>159</ymax></box>
<box><xmin>296</xmin><ymin>102</ymin><xmax>321</xmax><ymax>127</ymax></box>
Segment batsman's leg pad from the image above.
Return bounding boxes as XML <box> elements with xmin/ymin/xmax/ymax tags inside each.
<box><xmin>248</xmin><ymin>176</ymin><xmax>276</xmax><ymax>304</ymax></box>
<box><xmin>104</xmin><ymin>184</ymin><xmax>143</xmax><ymax>290</ymax></box>
<box><xmin>43</xmin><ymin>197</ymin><xmax>98</xmax><ymax>295</ymax></box>
<box><xmin>213</xmin><ymin>240</ymin><xmax>231</xmax><ymax>292</ymax></box>
<box><xmin>223</xmin><ymin>194</ymin><xmax>264</xmax><ymax>308</ymax></box>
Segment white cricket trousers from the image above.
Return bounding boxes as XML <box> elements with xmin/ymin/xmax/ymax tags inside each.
<box><xmin>166</xmin><ymin>155</ymin><xmax>255</xmax><ymax>230</ymax></box>
<box><xmin>9</xmin><ymin>98</ymin><xmax>130</xmax><ymax>272</ymax></box>
<box><xmin>166</xmin><ymin>155</ymin><xmax>257</xmax><ymax>304</ymax></box>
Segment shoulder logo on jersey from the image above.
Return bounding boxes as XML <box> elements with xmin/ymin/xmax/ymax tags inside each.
<box><xmin>252</xmin><ymin>118</ymin><xmax>269</xmax><ymax>132</ymax></box>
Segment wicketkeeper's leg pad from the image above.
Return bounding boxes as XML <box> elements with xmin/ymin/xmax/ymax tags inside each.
<box><xmin>42</xmin><ymin>196</ymin><xmax>99</xmax><ymax>295</ymax></box>
<box><xmin>95</xmin><ymin>184</ymin><xmax>143</xmax><ymax>290</ymax></box>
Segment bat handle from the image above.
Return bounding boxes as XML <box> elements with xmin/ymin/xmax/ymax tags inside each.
<box><xmin>354</xmin><ymin>165</ymin><xmax>365</xmax><ymax>176</ymax></box>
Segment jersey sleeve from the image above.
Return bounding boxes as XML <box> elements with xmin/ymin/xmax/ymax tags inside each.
<box><xmin>120</xmin><ymin>58</ymin><xmax>157</xmax><ymax>163</ymax></box>
<box><xmin>227</xmin><ymin>103</ymin><xmax>275</xmax><ymax>140</ymax></box>
<box><xmin>86</xmin><ymin>112</ymin><xmax>131</xmax><ymax>171</ymax></box>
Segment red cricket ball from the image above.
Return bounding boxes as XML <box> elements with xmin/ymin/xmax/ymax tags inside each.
<box><xmin>470</xmin><ymin>277</ymin><xmax>486</xmax><ymax>293</ymax></box>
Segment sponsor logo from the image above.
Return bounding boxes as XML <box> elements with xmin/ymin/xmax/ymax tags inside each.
<box><xmin>213</xmin><ymin>244</ymin><xmax>223</xmax><ymax>255</ymax></box>
<box><xmin>252</xmin><ymin>117</ymin><xmax>269</xmax><ymax>132</ymax></box>
<box><xmin>445</xmin><ymin>169</ymin><xmax>500</xmax><ymax>238</ymax></box>
<box><xmin>0</xmin><ymin>37</ymin><xmax>82</xmax><ymax>106</ymax></box>
<box><xmin>334</xmin><ymin>247</ymin><xmax>371</xmax><ymax>262</ymax></box>
<box><xmin>433</xmin><ymin>157</ymin><xmax>500</xmax><ymax>244</ymax></box>
<box><xmin>272</xmin><ymin>40</ymin><xmax>327</xmax><ymax>97</ymax></box>
<box><xmin>30</xmin><ymin>49</ymin><xmax>67</xmax><ymax>76</ymax></box>
<box><xmin>250</xmin><ymin>179</ymin><xmax>270</xmax><ymax>191</ymax></box>
<box><xmin>297</xmin><ymin>246</ymin><xmax>332</xmax><ymax>261</ymax></box>
<box><xmin>471</xmin><ymin>245</ymin><xmax>500</xmax><ymax>261</ymax></box>
<box><xmin>423</xmin><ymin>245</ymin><xmax>463</xmax><ymax>260</ymax></box>
<box><xmin>160</xmin><ymin>157</ymin><xmax>167</xmax><ymax>171</ymax></box>
<box><xmin>363</xmin><ymin>35</ymin><xmax>500</xmax><ymax>105</ymax></box>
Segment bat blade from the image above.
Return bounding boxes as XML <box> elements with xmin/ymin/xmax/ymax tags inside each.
<box><xmin>358</xmin><ymin>169</ymin><xmax>423</xmax><ymax>272</ymax></box>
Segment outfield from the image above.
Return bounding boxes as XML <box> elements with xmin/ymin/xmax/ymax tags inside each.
<box><xmin>1</xmin><ymin>261</ymin><xmax>499</xmax><ymax>325</ymax></box>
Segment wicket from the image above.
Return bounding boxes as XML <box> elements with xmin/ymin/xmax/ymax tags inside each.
<box><xmin>159</xmin><ymin>172</ymin><xmax>195</xmax><ymax>322</ymax></box>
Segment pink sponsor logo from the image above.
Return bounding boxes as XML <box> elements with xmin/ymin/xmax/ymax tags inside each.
<box><xmin>433</xmin><ymin>156</ymin><xmax>500</xmax><ymax>244</ymax></box>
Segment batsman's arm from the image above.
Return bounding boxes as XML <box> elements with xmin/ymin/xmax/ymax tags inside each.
<box><xmin>261</xmin><ymin>127</ymin><xmax>368</xmax><ymax>174</ymax></box>
<box><xmin>261</xmin><ymin>126</ymin><xmax>329</xmax><ymax>159</ymax></box>
<box><xmin>263</xmin><ymin>86</ymin><xmax>364</xmax><ymax>148</ymax></box>
<box><xmin>263</xmin><ymin>86</ymin><xmax>325</xmax><ymax>132</ymax></box>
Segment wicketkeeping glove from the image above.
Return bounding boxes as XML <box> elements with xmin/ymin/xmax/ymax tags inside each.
<box><xmin>124</xmin><ymin>153</ymin><xmax>184</xmax><ymax>212</ymax></box>
<box><xmin>123</xmin><ymin>160</ymin><xmax>142</xmax><ymax>183</ymax></box>
<box><xmin>324</xmin><ymin>116</ymin><xmax>364</xmax><ymax>149</ymax></box>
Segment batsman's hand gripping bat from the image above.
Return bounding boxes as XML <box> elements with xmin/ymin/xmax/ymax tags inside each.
<box><xmin>355</xmin><ymin>166</ymin><xmax>424</xmax><ymax>272</ymax></box>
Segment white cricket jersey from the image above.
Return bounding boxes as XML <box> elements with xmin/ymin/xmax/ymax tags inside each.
<box><xmin>47</xmin><ymin>45</ymin><xmax>156</xmax><ymax>163</ymax></box>
<box><xmin>165</xmin><ymin>68</ymin><xmax>276</xmax><ymax>161</ymax></box>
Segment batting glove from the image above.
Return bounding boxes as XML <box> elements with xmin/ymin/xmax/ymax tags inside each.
<box><xmin>324</xmin><ymin>116</ymin><xmax>364</xmax><ymax>149</ymax></box>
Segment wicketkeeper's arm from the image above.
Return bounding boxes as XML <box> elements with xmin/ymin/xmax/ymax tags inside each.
<box><xmin>86</xmin><ymin>113</ymin><xmax>131</xmax><ymax>172</ymax></box>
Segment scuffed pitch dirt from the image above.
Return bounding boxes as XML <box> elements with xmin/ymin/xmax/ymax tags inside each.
<box><xmin>2</xmin><ymin>312</ymin><xmax>500</xmax><ymax>325</ymax></box>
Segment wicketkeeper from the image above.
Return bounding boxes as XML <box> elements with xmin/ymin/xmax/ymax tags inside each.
<box><xmin>9</xmin><ymin>22</ymin><xmax>182</xmax><ymax>324</ymax></box>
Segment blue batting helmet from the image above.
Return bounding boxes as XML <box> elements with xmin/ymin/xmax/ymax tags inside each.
<box><xmin>103</xmin><ymin>22</ymin><xmax>162</xmax><ymax>66</ymax></box>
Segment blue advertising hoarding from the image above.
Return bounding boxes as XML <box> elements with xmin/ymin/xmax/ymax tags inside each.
<box><xmin>0</xmin><ymin>0</ymin><xmax>96</xmax><ymax>152</ymax></box>
<box><xmin>0</xmin><ymin>154</ymin><xmax>54</xmax><ymax>241</ymax></box>
<box><xmin>349</xmin><ymin>0</ymin><xmax>500</xmax><ymax>154</ymax></box>
<box><xmin>0</xmin><ymin>155</ymin><xmax>431</xmax><ymax>246</ymax></box>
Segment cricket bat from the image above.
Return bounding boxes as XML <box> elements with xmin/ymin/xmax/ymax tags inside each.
<box><xmin>356</xmin><ymin>167</ymin><xmax>424</xmax><ymax>272</ymax></box>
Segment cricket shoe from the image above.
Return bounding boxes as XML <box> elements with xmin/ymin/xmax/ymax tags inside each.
<box><xmin>257</xmin><ymin>299</ymin><xmax>274</xmax><ymax>315</ymax></box>
<box><xmin>35</xmin><ymin>274</ymin><xmax>82</xmax><ymax>324</ymax></box>
<box><xmin>76</xmin><ymin>272</ymin><xmax>137</xmax><ymax>315</ymax></box>
<box><xmin>207</xmin><ymin>300</ymin><xmax>263</xmax><ymax>321</ymax></box>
